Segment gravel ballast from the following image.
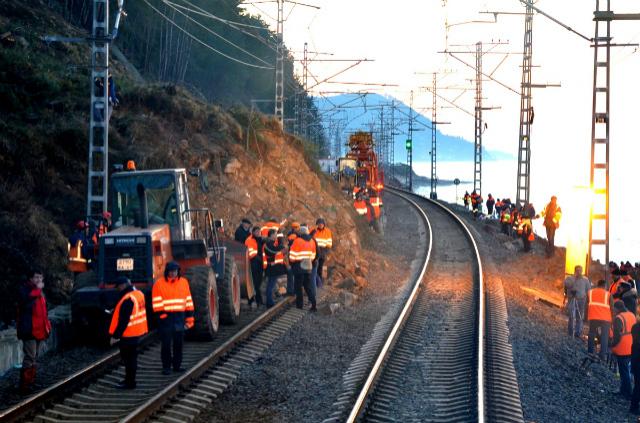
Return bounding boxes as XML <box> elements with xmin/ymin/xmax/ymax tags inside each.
<box><xmin>452</xmin><ymin>204</ymin><xmax>634</xmax><ymax>423</ymax></box>
<box><xmin>195</xmin><ymin>192</ymin><xmax>423</xmax><ymax>422</ymax></box>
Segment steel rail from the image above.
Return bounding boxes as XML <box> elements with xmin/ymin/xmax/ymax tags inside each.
<box><xmin>345</xmin><ymin>189</ymin><xmax>433</xmax><ymax>423</ymax></box>
<box><xmin>120</xmin><ymin>296</ymin><xmax>294</xmax><ymax>423</ymax></box>
<box><xmin>345</xmin><ymin>187</ymin><xmax>485</xmax><ymax>422</ymax></box>
<box><xmin>0</xmin><ymin>333</ymin><xmax>157</xmax><ymax>422</ymax></box>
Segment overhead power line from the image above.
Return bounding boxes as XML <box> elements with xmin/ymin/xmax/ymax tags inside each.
<box><xmin>161</xmin><ymin>0</ymin><xmax>272</xmax><ymax>66</ymax></box>
<box><xmin>142</xmin><ymin>0</ymin><xmax>274</xmax><ymax>69</ymax></box>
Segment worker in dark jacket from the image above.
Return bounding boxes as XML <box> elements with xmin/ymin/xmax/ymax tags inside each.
<box><xmin>17</xmin><ymin>269</ymin><xmax>51</xmax><ymax>394</ymax></box>
<box><xmin>263</xmin><ymin>229</ymin><xmax>287</xmax><ymax>308</ymax></box>
<box><xmin>109</xmin><ymin>277</ymin><xmax>148</xmax><ymax>389</ymax></box>
<box><xmin>486</xmin><ymin>194</ymin><xmax>495</xmax><ymax>217</ymax></box>
<box><xmin>630</xmin><ymin>321</ymin><xmax>640</xmax><ymax>414</ymax></box>
<box><xmin>311</xmin><ymin>218</ymin><xmax>333</xmax><ymax>289</ymax></box>
<box><xmin>234</xmin><ymin>218</ymin><xmax>252</xmax><ymax>243</ymax></box>
<box><xmin>615</xmin><ymin>281</ymin><xmax>638</xmax><ymax>316</ymax></box>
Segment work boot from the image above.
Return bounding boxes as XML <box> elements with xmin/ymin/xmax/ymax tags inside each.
<box><xmin>19</xmin><ymin>367</ymin><xmax>35</xmax><ymax>395</ymax></box>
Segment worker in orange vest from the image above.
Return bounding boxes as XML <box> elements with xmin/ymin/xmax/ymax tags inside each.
<box><xmin>152</xmin><ymin>262</ymin><xmax>194</xmax><ymax>375</ymax></box>
<box><xmin>285</xmin><ymin>222</ymin><xmax>301</xmax><ymax>296</ymax></box>
<box><xmin>611</xmin><ymin>301</ymin><xmax>637</xmax><ymax>399</ymax></box>
<box><xmin>630</xmin><ymin>321</ymin><xmax>640</xmax><ymax>414</ymax></box>
<box><xmin>609</xmin><ymin>269</ymin><xmax>623</xmax><ymax>297</ymax></box>
<box><xmin>587</xmin><ymin>279</ymin><xmax>612</xmax><ymax>360</ymax></box>
<box><xmin>109</xmin><ymin>277</ymin><xmax>148</xmax><ymax>389</ymax></box>
<box><xmin>289</xmin><ymin>225</ymin><xmax>317</xmax><ymax>311</ymax></box>
<box><xmin>245</xmin><ymin>226</ymin><xmax>263</xmax><ymax>307</ymax></box>
<box><xmin>353</xmin><ymin>195</ymin><xmax>368</xmax><ymax>216</ymax></box>
<box><xmin>311</xmin><ymin>218</ymin><xmax>333</xmax><ymax>290</ymax></box>
<box><xmin>261</xmin><ymin>217</ymin><xmax>285</xmax><ymax>244</ymax></box>
<box><xmin>539</xmin><ymin>195</ymin><xmax>562</xmax><ymax>258</ymax></box>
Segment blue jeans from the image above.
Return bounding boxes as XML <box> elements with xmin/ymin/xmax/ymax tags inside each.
<box><xmin>587</xmin><ymin>320</ymin><xmax>610</xmax><ymax>359</ymax></box>
<box><xmin>266</xmin><ymin>276</ymin><xmax>277</xmax><ymax>308</ymax></box>
<box><xmin>617</xmin><ymin>355</ymin><xmax>632</xmax><ymax>398</ymax></box>
<box><xmin>286</xmin><ymin>268</ymin><xmax>294</xmax><ymax>295</ymax></box>
<box><xmin>567</xmin><ymin>297</ymin><xmax>586</xmax><ymax>337</ymax></box>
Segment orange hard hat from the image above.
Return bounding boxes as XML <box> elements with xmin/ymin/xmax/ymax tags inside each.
<box><xmin>291</xmin><ymin>222</ymin><xmax>301</xmax><ymax>229</ymax></box>
<box><xmin>126</xmin><ymin>160</ymin><xmax>136</xmax><ymax>171</ymax></box>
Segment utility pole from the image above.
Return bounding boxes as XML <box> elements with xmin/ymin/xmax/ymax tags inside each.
<box><xmin>516</xmin><ymin>4</ymin><xmax>534</xmax><ymax>208</ymax></box>
<box><xmin>474</xmin><ymin>42</ymin><xmax>483</xmax><ymax>196</ymax></box>
<box><xmin>302</xmin><ymin>41</ymin><xmax>309</xmax><ymax>139</ymax></box>
<box><xmin>429</xmin><ymin>73</ymin><xmax>452</xmax><ymax>200</ymax></box>
<box><xmin>45</xmin><ymin>0</ymin><xmax>124</xmax><ymax>217</ymax></box>
<box><xmin>274</xmin><ymin>0</ymin><xmax>284</xmax><ymax>129</ymax></box>
<box><xmin>407</xmin><ymin>90</ymin><xmax>414</xmax><ymax>191</ymax></box>
<box><xmin>589</xmin><ymin>3</ymin><xmax>640</xmax><ymax>269</ymax></box>
<box><xmin>390</xmin><ymin>100</ymin><xmax>396</xmax><ymax>181</ymax></box>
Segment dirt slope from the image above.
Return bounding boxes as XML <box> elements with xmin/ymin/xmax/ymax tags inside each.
<box><xmin>0</xmin><ymin>0</ymin><xmax>367</xmax><ymax>323</ymax></box>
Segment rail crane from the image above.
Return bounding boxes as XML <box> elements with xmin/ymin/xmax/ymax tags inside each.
<box><xmin>337</xmin><ymin>131</ymin><xmax>384</xmax><ymax>196</ymax></box>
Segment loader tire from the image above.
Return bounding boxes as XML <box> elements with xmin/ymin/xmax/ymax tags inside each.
<box><xmin>185</xmin><ymin>265</ymin><xmax>219</xmax><ymax>341</ymax></box>
<box><xmin>218</xmin><ymin>255</ymin><xmax>241</xmax><ymax>325</ymax></box>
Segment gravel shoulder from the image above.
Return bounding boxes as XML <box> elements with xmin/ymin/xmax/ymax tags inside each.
<box><xmin>194</xmin><ymin>192</ymin><xmax>423</xmax><ymax>423</ymax></box>
<box><xmin>449</xmin><ymin>203</ymin><xmax>634</xmax><ymax>423</ymax></box>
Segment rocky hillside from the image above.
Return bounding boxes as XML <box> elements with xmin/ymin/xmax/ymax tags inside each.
<box><xmin>0</xmin><ymin>1</ymin><xmax>367</xmax><ymax>324</ymax></box>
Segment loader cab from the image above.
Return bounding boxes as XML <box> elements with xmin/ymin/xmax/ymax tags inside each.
<box><xmin>110</xmin><ymin>169</ymin><xmax>192</xmax><ymax>241</ymax></box>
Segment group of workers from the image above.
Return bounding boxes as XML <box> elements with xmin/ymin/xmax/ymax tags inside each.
<box><xmin>234</xmin><ymin>216</ymin><xmax>333</xmax><ymax>312</ymax></box>
<box><xmin>351</xmin><ymin>185</ymin><xmax>383</xmax><ymax>229</ymax></box>
<box><xmin>67</xmin><ymin>212</ymin><xmax>113</xmax><ymax>274</ymax></box>
<box><xmin>463</xmin><ymin>191</ymin><xmax>562</xmax><ymax>258</ymax></box>
<box><xmin>564</xmin><ymin>265</ymin><xmax>640</xmax><ymax>414</ymax></box>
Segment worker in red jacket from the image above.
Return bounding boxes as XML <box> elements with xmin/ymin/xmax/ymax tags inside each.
<box><xmin>16</xmin><ymin>268</ymin><xmax>51</xmax><ymax>394</ymax></box>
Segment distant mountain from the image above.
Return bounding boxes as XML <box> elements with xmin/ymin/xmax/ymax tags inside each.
<box><xmin>315</xmin><ymin>93</ymin><xmax>514</xmax><ymax>162</ymax></box>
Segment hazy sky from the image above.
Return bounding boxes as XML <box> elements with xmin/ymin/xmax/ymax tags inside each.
<box><xmin>243</xmin><ymin>0</ymin><xmax>640</xmax><ymax>189</ymax></box>
<box><xmin>241</xmin><ymin>0</ymin><xmax>640</xmax><ymax>262</ymax></box>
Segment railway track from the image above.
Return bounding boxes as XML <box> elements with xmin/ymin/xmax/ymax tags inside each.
<box><xmin>0</xmin><ymin>296</ymin><xmax>302</xmax><ymax>423</ymax></box>
<box><xmin>324</xmin><ymin>188</ymin><xmax>524</xmax><ymax>423</ymax></box>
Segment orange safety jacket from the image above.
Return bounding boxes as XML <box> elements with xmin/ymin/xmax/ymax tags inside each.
<box><xmin>313</xmin><ymin>227</ymin><xmax>333</xmax><ymax>249</ymax></box>
<box><xmin>152</xmin><ymin>276</ymin><xmax>195</xmax><ymax>327</ymax></box>
<box><xmin>245</xmin><ymin>235</ymin><xmax>259</xmax><ymax>259</ymax></box>
<box><xmin>109</xmin><ymin>289</ymin><xmax>149</xmax><ymax>338</ymax></box>
<box><xmin>609</xmin><ymin>280</ymin><xmax>621</xmax><ymax>297</ymax></box>
<box><xmin>289</xmin><ymin>237</ymin><xmax>317</xmax><ymax>262</ymax></box>
<box><xmin>612</xmin><ymin>311</ymin><xmax>636</xmax><ymax>356</ymax></box>
<box><xmin>587</xmin><ymin>288</ymin><xmax>612</xmax><ymax>322</ymax></box>
<box><xmin>67</xmin><ymin>240</ymin><xmax>88</xmax><ymax>273</ymax></box>
<box><xmin>262</xmin><ymin>243</ymin><xmax>285</xmax><ymax>270</ymax></box>
<box><xmin>353</xmin><ymin>200</ymin><xmax>368</xmax><ymax>216</ymax></box>
<box><xmin>261</xmin><ymin>221</ymin><xmax>281</xmax><ymax>239</ymax></box>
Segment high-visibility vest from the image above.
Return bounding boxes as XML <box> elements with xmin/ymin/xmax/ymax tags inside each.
<box><xmin>289</xmin><ymin>238</ymin><xmax>316</xmax><ymax>262</ymax></box>
<box><xmin>612</xmin><ymin>311</ymin><xmax>636</xmax><ymax>356</ymax></box>
<box><xmin>287</xmin><ymin>232</ymin><xmax>298</xmax><ymax>245</ymax></box>
<box><xmin>152</xmin><ymin>277</ymin><xmax>194</xmax><ymax>313</ymax></box>
<box><xmin>313</xmin><ymin>227</ymin><xmax>333</xmax><ymax>249</ymax></box>
<box><xmin>354</xmin><ymin>200</ymin><xmax>367</xmax><ymax>215</ymax></box>
<box><xmin>501</xmin><ymin>210</ymin><xmax>511</xmax><ymax>223</ymax></box>
<box><xmin>262</xmin><ymin>243</ymin><xmax>285</xmax><ymax>269</ymax></box>
<box><xmin>261</xmin><ymin>221</ymin><xmax>281</xmax><ymax>239</ymax></box>
<box><xmin>109</xmin><ymin>289</ymin><xmax>148</xmax><ymax>338</ymax></box>
<box><xmin>68</xmin><ymin>240</ymin><xmax>88</xmax><ymax>273</ymax></box>
<box><xmin>245</xmin><ymin>235</ymin><xmax>259</xmax><ymax>259</ymax></box>
<box><xmin>588</xmin><ymin>288</ymin><xmax>612</xmax><ymax>322</ymax></box>
<box><xmin>609</xmin><ymin>280</ymin><xmax>621</xmax><ymax>296</ymax></box>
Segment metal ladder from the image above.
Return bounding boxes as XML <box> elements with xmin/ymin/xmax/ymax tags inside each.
<box><xmin>473</xmin><ymin>41</ymin><xmax>482</xmax><ymax>196</ymax></box>
<box><xmin>589</xmin><ymin>0</ymin><xmax>611</xmax><ymax>267</ymax></box>
<box><xmin>516</xmin><ymin>4</ymin><xmax>533</xmax><ymax>208</ymax></box>
<box><xmin>274</xmin><ymin>0</ymin><xmax>284</xmax><ymax>129</ymax></box>
<box><xmin>86</xmin><ymin>0</ymin><xmax>110</xmax><ymax>217</ymax></box>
